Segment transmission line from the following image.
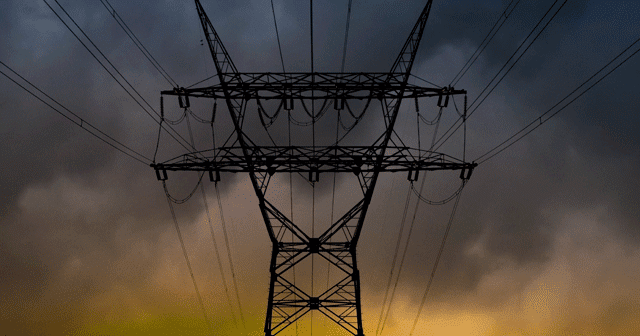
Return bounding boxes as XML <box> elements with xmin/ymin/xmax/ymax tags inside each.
<box><xmin>327</xmin><ymin>0</ymin><xmax>355</xmax><ymax>294</ymax></box>
<box><xmin>468</xmin><ymin>0</ymin><xmax>567</xmax><ymax>110</ymax></box>
<box><xmin>98</xmin><ymin>0</ymin><xmax>178</xmax><ymax>87</ymax></box>
<box><xmin>433</xmin><ymin>0</ymin><xmax>568</xmax><ymax>151</ymax></box>
<box><xmin>43</xmin><ymin>0</ymin><xmax>196</xmax><ymax>156</ymax></box>
<box><xmin>375</xmin><ymin>186</ymin><xmax>412</xmax><ymax>336</ymax></box>
<box><xmin>408</xmin><ymin>185</ymin><xmax>465</xmax><ymax>336</ymax></box>
<box><xmin>340</xmin><ymin>0</ymin><xmax>353</xmax><ymax>73</ymax></box>
<box><xmin>449</xmin><ymin>0</ymin><xmax>521</xmax><ymax>86</ymax></box>
<box><xmin>271</xmin><ymin>0</ymin><xmax>286</xmax><ymax>73</ymax></box>
<box><xmin>185</xmin><ymin>111</ymin><xmax>246</xmax><ymax>329</ymax></box>
<box><xmin>200</xmin><ymin>183</ymin><xmax>239</xmax><ymax>328</ymax></box>
<box><xmin>163</xmin><ymin>182</ymin><xmax>214</xmax><ymax>335</ymax></box>
<box><xmin>0</xmin><ymin>61</ymin><xmax>150</xmax><ymax>165</ymax></box>
<box><xmin>475</xmin><ymin>33</ymin><xmax>640</xmax><ymax>164</ymax></box>
<box><xmin>214</xmin><ymin>183</ymin><xmax>246</xmax><ymax>328</ymax></box>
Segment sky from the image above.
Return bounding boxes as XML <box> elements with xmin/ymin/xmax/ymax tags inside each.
<box><xmin>1</xmin><ymin>0</ymin><xmax>640</xmax><ymax>335</ymax></box>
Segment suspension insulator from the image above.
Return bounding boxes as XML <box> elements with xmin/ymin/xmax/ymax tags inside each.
<box><xmin>459</xmin><ymin>167</ymin><xmax>473</xmax><ymax>180</ymax></box>
<box><xmin>177</xmin><ymin>87</ymin><xmax>190</xmax><ymax>108</ymax></box>
<box><xmin>309</xmin><ymin>169</ymin><xmax>319</xmax><ymax>182</ymax></box>
<box><xmin>407</xmin><ymin>169</ymin><xmax>419</xmax><ymax>181</ymax></box>
<box><xmin>160</xmin><ymin>96</ymin><xmax>164</xmax><ymax>119</ymax></box>
<box><xmin>209</xmin><ymin>169</ymin><xmax>220</xmax><ymax>182</ymax></box>
<box><xmin>283</xmin><ymin>97</ymin><xmax>294</xmax><ymax>110</ymax></box>
<box><xmin>155</xmin><ymin>168</ymin><xmax>168</xmax><ymax>181</ymax></box>
<box><xmin>437</xmin><ymin>92</ymin><xmax>449</xmax><ymax>108</ymax></box>
<box><xmin>334</xmin><ymin>98</ymin><xmax>345</xmax><ymax>110</ymax></box>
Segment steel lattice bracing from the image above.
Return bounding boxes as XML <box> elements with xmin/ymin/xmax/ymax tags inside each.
<box><xmin>161</xmin><ymin>72</ymin><xmax>465</xmax><ymax>100</ymax></box>
<box><xmin>154</xmin><ymin>1</ymin><xmax>475</xmax><ymax>335</ymax></box>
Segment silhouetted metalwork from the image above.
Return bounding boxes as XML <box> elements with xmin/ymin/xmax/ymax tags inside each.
<box><xmin>153</xmin><ymin>1</ymin><xmax>475</xmax><ymax>335</ymax></box>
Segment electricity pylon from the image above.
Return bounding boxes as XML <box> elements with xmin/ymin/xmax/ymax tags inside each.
<box><xmin>152</xmin><ymin>1</ymin><xmax>475</xmax><ymax>335</ymax></box>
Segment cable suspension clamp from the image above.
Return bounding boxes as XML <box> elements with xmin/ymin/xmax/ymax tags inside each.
<box><xmin>459</xmin><ymin>165</ymin><xmax>474</xmax><ymax>180</ymax></box>
<box><xmin>155</xmin><ymin>167</ymin><xmax>168</xmax><ymax>181</ymax></box>
<box><xmin>209</xmin><ymin>169</ymin><xmax>220</xmax><ymax>182</ymax></box>
<box><xmin>437</xmin><ymin>87</ymin><xmax>450</xmax><ymax>107</ymax></box>
<box><xmin>176</xmin><ymin>87</ymin><xmax>190</xmax><ymax>108</ymax></box>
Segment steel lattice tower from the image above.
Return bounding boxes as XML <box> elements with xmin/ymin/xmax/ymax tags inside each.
<box><xmin>153</xmin><ymin>1</ymin><xmax>475</xmax><ymax>335</ymax></box>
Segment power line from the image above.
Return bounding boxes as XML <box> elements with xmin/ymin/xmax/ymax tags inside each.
<box><xmin>340</xmin><ymin>0</ymin><xmax>353</xmax><ymax>73</ymax></box>
<box><xmin>375</xmin><ymin>186</ymin><xmax>412</xmax><ymax>336</ymax></box>
<box><xmin>0</xmin><ymin>61</ymin><xmax>150</xmax><ymax>165</ymax></box>
<box><xmin>270</xmin><ymin>0</ymin><xmax>286</xmax><ymax>73</ymax></box>
<box><xmin>185</xmin><ymin>111</ymin><xmax>246</xmax><ymax>329</ymax></box>
<box><xmin>98</xmin><ymin>0</ymin><xmax>178</xmax><ymax>87</ymax></box>
<box><xmin>200</xmin><ymin>183</ymin><xmax>239</xmax><ymax>328</ymax></box>
<box><xmin>310</xmin><ymin>0</ymin><xmax>314</xmax><ymax>73</ymax></box>
<box><xmin>449</xmin><ymin>0</ymin><xmax>521</xmax><ymax>86</ymax></box>
<box><xmin>410</xmin><ymin>73</ymin><xmax>441</xmax><ymax>88</ymax></box>
<box><xmin>475</xmin><ymin>33</ymin><xmax>640</xmax><ymax>164</ymax></box>
<box><xmin>327</xmin><ymin>0</ymin><xmax>355</xmax><ymax>295</ymax></box>
<box><xmin>432</xmin><ymin>0</ymin><xmax>568</xmax><ymax>152</ymax></box>
<box><xmin>408</xmin><ymin>185</ymin><xmax>465</xmax><ymax>336</ymax></box>
<box><xmin>43</xmin><ymin>0</ymin><xmax>196</xmax><ymax>156</ymax></box>
<box><xmin>163</xmin><ymin>182</ymin><xmax>214</xmax><ymax>335</ymax></box>
<box><xmin>214</xmin><ymin>183</ymin><xmax>246</xmax><ymax>328</ymax></box>
<box><xmin>468</xmin><ymin>0</ymin><xmax>567</xmax><ymax>110</ymax></box>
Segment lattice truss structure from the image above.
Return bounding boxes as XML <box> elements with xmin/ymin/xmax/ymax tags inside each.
<box><xmin>152</xmin><ymin>1</ymin><xmax>476</xmax><ymax>335</ymax></box>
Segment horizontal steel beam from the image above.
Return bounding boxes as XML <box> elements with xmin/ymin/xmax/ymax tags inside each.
<box><xmin>151</xmin><ymin>146</ymin><xmax>476</xmax><ymax>176</ymax></box>
<box><xmin>161</xmin><ymin>72</ymin><xmax>465</xmax><ymax>100</ymax></box>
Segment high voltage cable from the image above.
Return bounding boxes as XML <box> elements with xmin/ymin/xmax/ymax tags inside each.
<box><xmin>271</xmin><ymin>0</ymin><xmax>286</xmax><ymax>73</ymax></box>
<box><xmin>408</xmin><ymin>185</ymin><xmax>465</xmax><ymax>336</ymax></box>
<box><xmin>98</xmin><ymin>0</ymin><xmax>178</xmax><ymax>87</ymax></box>
<box><xmin>214</xmin><ymin>183</ymin><xmax>246</xmax><ymax>328</ymax></box>
<box><xmin>375</xmin><ymin>186</ymin><xmax>412</xmax><ymax>336</ymax></box>
<box><xmin>468</xmin><ymin>0</ymin><xmax>567</xmax><ymax>111</ymax></box>
<box><xmin>379</xmin><ymin>101</ymin><xmax>448</xmax><ymax>335</ymax></box>
<box><xmin>0</xmin><ymin>62</ymin><xmax>150</xmax><ymax>165</ymax></box>
<box><xmin>433</xmin><ymin>0</ymin><xmax>567</xmax><ymax>152</ymax></box>
<box><xmin>269</xmin><ymin>3</ymin><xmax>299</xmax><ymax>332</ymax></box>
<box><xmin>43</xmin><ymin>0</ymin><xmax>197</xmax><ymax>156</ymax></box>
<box><xmin>201</xmin><ymin>183</ymin><xmax>239</xmax><ymax>328</ymax></box>
<box><xmin>410</xmin><ymin>73</ymin><xmax>441</xmax><ymax>88</ymax></box>
<box><xmin>340</xmin><ymin>0</ymin><xmax>353</xmax><ymax>73</ymax></box>
<box><xmin>163</xmin><ymin>182</ymin><xmax>214</xmax><ymax>335</ymax></box>
<box><xmin>475</xmin><ymin>33</ymin><xmax>640</xmax><ymax>164</ymax></box>
<box><xmin>449</xmin><ymin>0</ymin><xmax>521</xmax><ymax>87</ymax></box>
<box><xmin>328</xmin><ymin>0</ymin><xmax>355</xmax><ymax>292</ymax></box>
<box><xmin>310</xmin><ymin>1</ymin><xmax>315</xmax><ymax>333</ymax></box>
<box><xmin>185</xmin><ymin>112</ymin><xmax>246</xmax><ymax>328</ymax></box>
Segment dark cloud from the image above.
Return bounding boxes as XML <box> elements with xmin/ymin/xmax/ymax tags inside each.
<box><xmin>2</xmin><ymin>0</ymin><xmax>640</xmax><ymax>334</ymax></box>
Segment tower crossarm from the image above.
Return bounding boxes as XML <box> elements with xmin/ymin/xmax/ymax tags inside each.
<box><xmin>161</xmin><ymin>73</ymin><xmax>464</xmax><ymax>100</ymax></box>
<box><xmin>151</xmin><ymin>146</ymin><xmax>477</xmax><ymax>176</ymax></box>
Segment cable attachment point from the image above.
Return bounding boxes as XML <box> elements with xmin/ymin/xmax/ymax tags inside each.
<box><xmin>437</xmin><ymin>86</ymin><xmax>450</xmax><ymax>107</ymax></box>
<box><xmin>309</xmin><ymin>297</ymin><xmax>320</xmax><ymax>310</ymax></box>
<box><xmin>459</xmin><ymin>164</ymin><xmax>474</xmax><ymax>180</ymax></box>
<box><xmin>283</xmin><ymin>97</ymin><xmax>294</xmax><ymax>110</ymax></box>
<box><xmin>211</xmin><ymin>99</ymin><xmax>217</xmax><ymax>126</ymax></box>
<box><xmin>160</xmin><ymin>96</ymin><xmax>164</xmax><ymax>120</ymax></box>
<box><xmin>175</xmin><ymin>87</ymin><xmax>190</xmax><ymax>108</ymax></box>
<box><xmin>309</xmin><ymin>168</ymin><xmax>320</xmax><ymax>183</ymax></box>
<box><xmin>154</xmin><ymin>166</ymin><xmax>168</xmax><ymax>181</ymax></box>
<box><xmin>209</xmin><ymin>169</ymin><xmax>220</xmax><ymax>182</ymax></box>
<box><xmin>407</xmin><ymin>169</ymin><xmax>419</xmax><ymax>182</ymax></box>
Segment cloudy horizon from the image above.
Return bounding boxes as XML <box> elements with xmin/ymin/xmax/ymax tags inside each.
<box><xmin>2</xmin><ymin>0</ymin><xmax>640</xmax><ymax>335</ymax></box>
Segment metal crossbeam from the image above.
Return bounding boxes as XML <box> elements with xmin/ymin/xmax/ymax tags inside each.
<box><xmin>155</xmin><ymin>1</ymin><xmax>474</xmax><ymax>335</ymax></box>
<box><xmin>152</xmin><ymin>146</ymin><xmax>476</xmax><ymax>176</ymax></box>
<box><xmin>162</xmin><ymin>73</ymin><xmax>464</xmax><ymax>100</ymax></box>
